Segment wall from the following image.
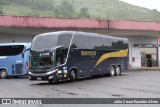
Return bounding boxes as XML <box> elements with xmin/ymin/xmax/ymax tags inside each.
<box><xmin>158</xmin><ymin>47</ymin><xmax>160</xmax><ymax>66</ymax></box>
<box><xmin>128</xmin><ymin>36</ymin><xmax>157</xmax><ymax>67</ymax></box>
<box><xmin>0</xmin><ymin>34</ymin><xmax>34</xmax><ymax>43</ymax></box>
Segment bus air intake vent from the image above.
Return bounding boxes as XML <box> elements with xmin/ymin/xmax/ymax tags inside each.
<box><xmin>15</xmin><ymin>64</ymin><xmax>23</xmax><ymax>74</ymax></box>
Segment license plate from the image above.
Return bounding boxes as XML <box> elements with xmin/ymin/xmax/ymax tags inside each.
<box><xmin>37</xmin><ymin>78</ymin><xmax>41</xmax><ymax>80</ymax></box>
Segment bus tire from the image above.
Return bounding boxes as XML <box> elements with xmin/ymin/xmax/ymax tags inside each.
<box><xmin>115</xmin><ymin>65</ymin><xmax>121</xmax><ymax>76</ymax></box>
<box><xmin>69</xmin><ymin>69</ymin><xmax>78</xmax><ymax>82</ymax></box>
<box><xmin>109</xmin><ymin>66</ymin><xmax>115</xmax><ymax>76</ymax></box>
<box><xmin>0</xmin><ymin>69</ymin><xmax>8</xmax><ymax>79</ymax></box>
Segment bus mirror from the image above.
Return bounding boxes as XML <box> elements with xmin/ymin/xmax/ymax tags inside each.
<box><xmin>22</xmin><ymin>48</ymin><xmax>31</xmax><ymax>58</ymax></box>
<box><xmin>50</xmin><ymin>52</ymin><xmax>54</xmax><ymax>56</ymax></box>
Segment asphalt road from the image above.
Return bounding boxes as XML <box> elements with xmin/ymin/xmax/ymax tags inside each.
<box><xmin>0</xmin><ymin>71</ymin><xmax>160</xmax><ymax>98</ymax></box>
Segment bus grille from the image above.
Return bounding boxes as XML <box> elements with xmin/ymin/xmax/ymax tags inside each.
<box><xmin>15</xmin><ymin>64</ymin><xmax>23</xmax><ymax>74</ymax></box>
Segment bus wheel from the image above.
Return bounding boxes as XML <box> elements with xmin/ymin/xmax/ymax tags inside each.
<box><xmin>0</xmin><ymin>69</ymin><xmax>8</xmax><ymax>79</ymax></box>
<box><xmin>69</xmin><ymin>69</ymin><xmax>78</xmax><ymax>82</ymax></box>
<box><xmin>109</xmin><ymin>66</ymin><xmax>115</xmax><ymax>76</ymax></box>
<box><xmin>115</xmin><ymin>66</ymin><xmax>121</xmax><ymax>76</ymax></box>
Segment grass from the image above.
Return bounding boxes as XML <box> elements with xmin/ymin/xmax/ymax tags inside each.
<box><xmin>0</xmin><ymin>0</ymin><xmax>160</xmax><ymax>22</ymax></box>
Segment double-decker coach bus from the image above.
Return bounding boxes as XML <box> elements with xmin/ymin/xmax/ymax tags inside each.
<box><xmin>26</xmin><ymin>31</ymin><xmax>128</xmax><ymax>83</ymax></box>
<box><xmin>0</xmin><ymin>43</ymin><xmax>31</xmax><ymax>79</ymax></box>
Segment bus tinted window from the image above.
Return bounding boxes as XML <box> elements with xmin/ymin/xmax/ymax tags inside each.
<box><xmin>31</xmin><ymin>34</ymin><xmax>59</xmax><ymax>50</ymax></box>
<box><xmin>56</xmin><ymin>34</ymin><xmax>73</xmax><ymax>66</ymax></box>
<box><xmin>72</xmin><ymin>34</ymin><xmax>112</xmax><ymax>49</ymax></box>
<box><xmin>72</xmin><ymin>33</ymin><xmax>128</xmax><ymax>50</ymax></box>
<box><xmin>112</xmin><ymin>40</ymin><xmax>128</xmax><ymax>50</ymax></box>
<box><xmin>57</xmin><ymin>34</ymin><xmax>72</xmax><ymax>48</ymax></box>
<box><xmin>0</xmin><ymin>45</ymin><xmax>24</xmax><ymax>56</ymax></box>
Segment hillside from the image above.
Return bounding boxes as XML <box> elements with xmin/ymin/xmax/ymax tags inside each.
<box><xmin>0</xmin><ymin>0</ymin><xmax>160</xmax><ymax>22</ymax></box>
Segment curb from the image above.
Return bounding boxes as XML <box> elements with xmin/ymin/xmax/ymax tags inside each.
<box><xmin>128</xmin><ymin>68</ymin><xmax>160</xmax><ymax>71</ymax></box>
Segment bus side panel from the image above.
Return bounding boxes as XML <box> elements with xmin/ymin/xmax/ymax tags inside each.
<box><xmin>123</xmin><ymin>55</ymin><xmax>129</xmax><ymax>72</ymax></box>
<box><xmin>22</xmin><ymin>51</ymin><xmax>29</xmax><ymax>75</ymax></box>
<box><xmin>67</xmin><ymin>57</ymin><xmax>105</xmax><ymax>77</ymax></box>
<box><xmin>0</xmin><ymin>61</ymin><xmax>10</xmax><ymax>75</ymax></box>
<box><xmin>0</xmin><ymin>56</ymin><xmax>23</xmax><ymax>76</ymax></box>
<box><xmin>67</xmin><ymin>48</ymin><xmax>128</xmax><ymax>78</ymax></box>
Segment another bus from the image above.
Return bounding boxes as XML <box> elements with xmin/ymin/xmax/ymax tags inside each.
<box><xmin>0</xmin><ymin>43</ymin><xmax>31</xmax><ymax>79</ymax></box>
<box><xmin>26</xmin><ymin>31</ymin><xmax>128</xmax><ymax>83</ymax></box>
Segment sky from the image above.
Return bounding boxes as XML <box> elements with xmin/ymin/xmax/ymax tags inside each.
<box><xmin>120</xmin><ymin>0</ymin><xmax>160</xmax><ymax>11</ymax></box>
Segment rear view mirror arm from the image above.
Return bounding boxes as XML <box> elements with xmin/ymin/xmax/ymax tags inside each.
<box><xmin>22</xmin><ymin>48</ymin><xmax>31</xmax><ymax>58</ymax></box>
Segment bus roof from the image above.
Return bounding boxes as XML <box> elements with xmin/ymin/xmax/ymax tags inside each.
<box><xmin>0</xmin><ymin>43</ymin><xmax>31</xmax><ymax>46</ymax></box>
<box><xmin>75</xmin><ymin>31</ymin><xmax>128</xmax><ymax>41</ymax></box>
<box><xmin>36</xmin><ymin>31</ymin><xmax>128</xmax><ymax>41</ymax></box>
<box><xmin>36</xmin><ymin>31</ymin><xmax>75</xmax><ymax>37</ymax></box>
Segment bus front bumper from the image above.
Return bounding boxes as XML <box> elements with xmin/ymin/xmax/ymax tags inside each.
<box><xmin>28</xmin><ymin>69</ymin><xmax>58</xmax><ymax>81</ymax></box>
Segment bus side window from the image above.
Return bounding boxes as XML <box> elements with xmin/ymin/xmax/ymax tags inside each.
<box><xmin>56</xmin><ymin>57</ymin><xmax>62</xmax><ymax>66</ymax></box>
<box><xmin>56</xmin><ymin>48</ymin><xmax>63</xmax><ymax>66</ymax></box>
<box><xmin>56</xmin><ymin>48</ymin><xmax>68</xmax><ymax>66</ymax></box>
<box><xmin>62</xmin><ymin>49</ymin><xmax>68</xmax><ymax>63</ymax></box>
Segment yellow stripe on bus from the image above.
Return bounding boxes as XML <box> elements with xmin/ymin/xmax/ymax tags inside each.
<box><xmin>95</xmin><ymin>49</ymin><xmax>128</xmax><ymax>67</ymax></box>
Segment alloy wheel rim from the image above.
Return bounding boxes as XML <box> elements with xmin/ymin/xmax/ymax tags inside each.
<box><xmin>72</xmin><ymin>72</ymin><xmax>76</xmax><ymax>79</ymax></box>
<box><xmin>116</xmin><ymin>67</ymin><xmax>120</xmax><ymax>75</ymax></box>
<box><xmin>111</xmin><ymin>68</ymin><xmax>115</xmax><ymax>75</ymax></box>
<box><xmin>1</xmin><ymin>71</ymin><xmax>6</xmax><ymax>78</ymax></box>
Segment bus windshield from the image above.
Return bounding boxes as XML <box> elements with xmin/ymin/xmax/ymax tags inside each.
<box><xmin>30</xmin><ymin>52</ymin><xmax>53</xmax><ymax>69</ymax></box>
<box><xmin>0</xmin><ymin>45</ymin><xmax>24</xmax><ymax>56</ymax></box>
<box><xmin>31</xmin><ymin>34</ymin><xmax>59</xmax><ymax>50</ymax></box>
<box><xmin>30</xmin><ymin>33</ymin><xmax>73</xmax><ymax>69</ymax></box>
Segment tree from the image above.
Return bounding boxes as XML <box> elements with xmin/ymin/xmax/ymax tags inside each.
<box><xmin>54</xmin><ymin>0</ymin><xmax>75</xmax><ymax>18</ymax></box>
<box><xmin>30</xmin><ymin>0</ymin><xmax>55</xmax><ymax>11</ymax></box>
<box><xmin>79</xmin><ymin>7</ymin><xmax>90</xmax><ymax>18</ymax></box>
<box><xmin>26</xmin><ymin>12</ymin><xmax>39</xmax><ymax>17</ymax></box>
<box><xmin>153</xmin><ymin>9</ymin><xmax>157</xmax><ymax>12</ymax></box>
<box><xmin>0</xmin><ymin>7</ymin><xmax>3</xmax><ymax>15</ymax></box>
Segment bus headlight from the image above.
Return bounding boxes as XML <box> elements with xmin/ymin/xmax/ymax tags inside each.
<box><xmin>28</xmin><ymin>71</ymin><xmax>32</xmax><ymax>75</ymax></box>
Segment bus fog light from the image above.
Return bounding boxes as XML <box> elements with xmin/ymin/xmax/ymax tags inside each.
<box><xmin>49</xmin><ymin>75</ymin><xmax>54</xmax><ymax>79</ymax></box>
